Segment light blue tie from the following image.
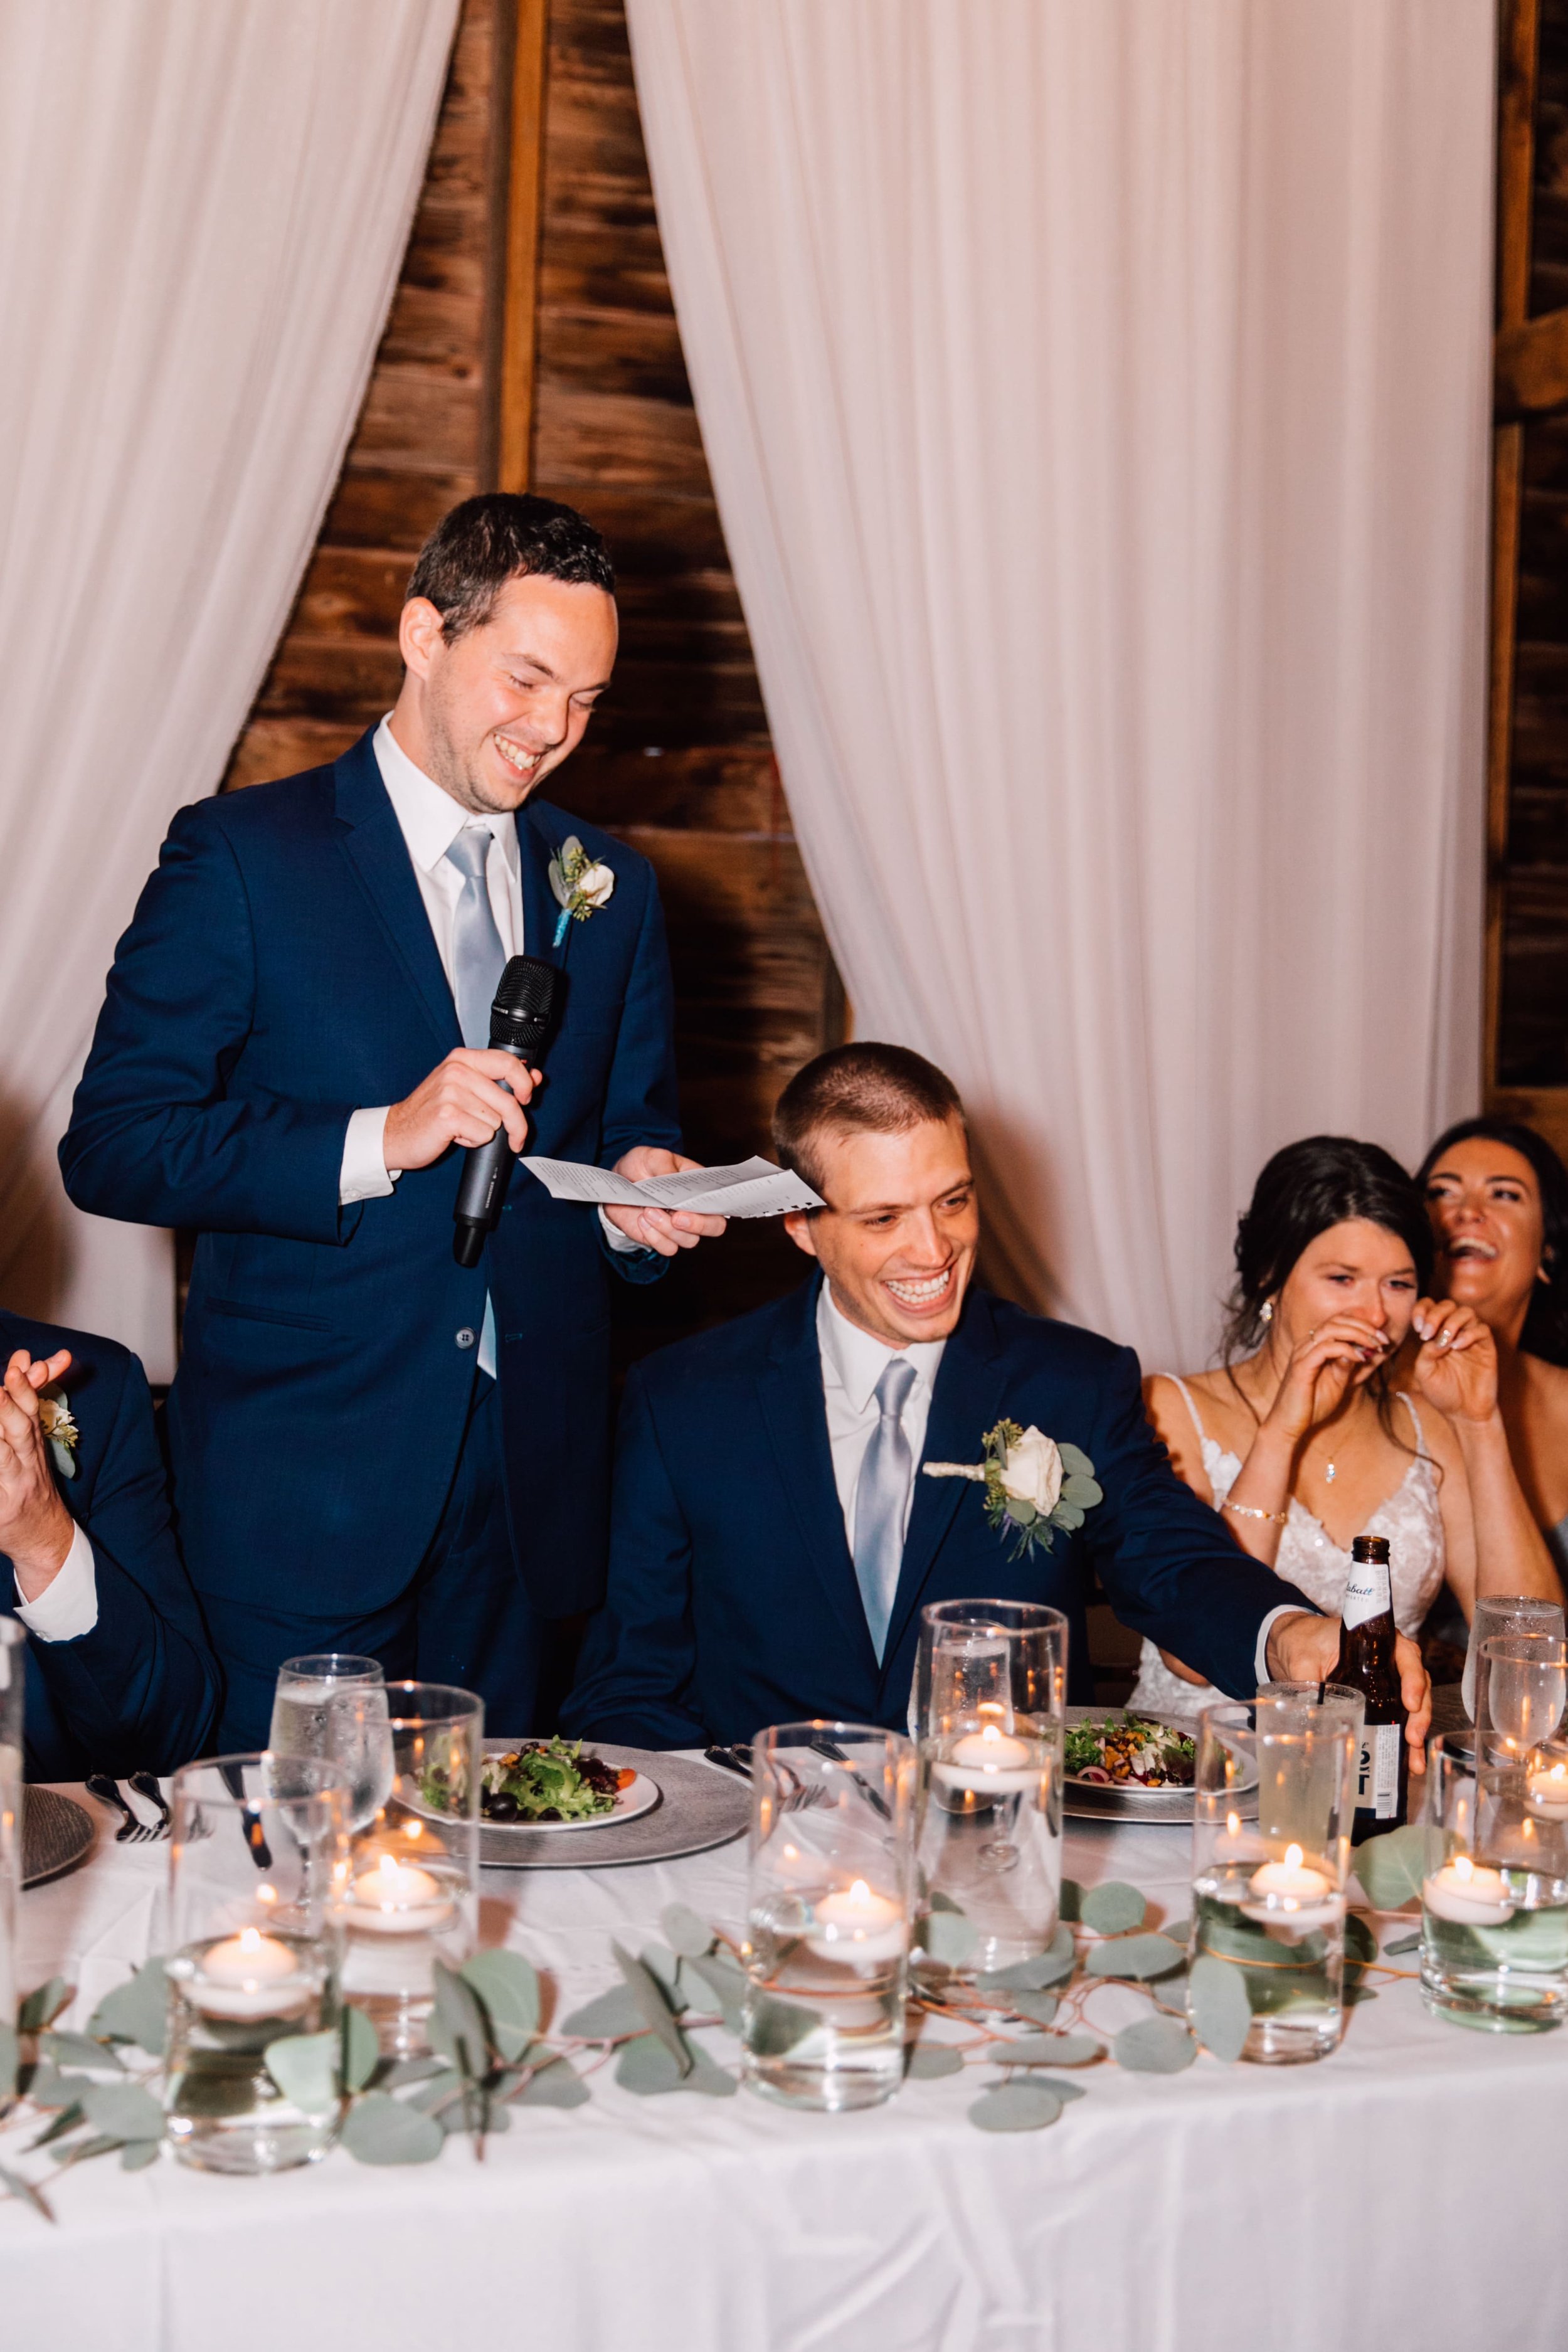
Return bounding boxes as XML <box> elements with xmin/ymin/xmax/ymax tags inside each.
<box><xmin>443</xmin><ymin>825</ymin><xmax>507</xmax><ymax>1048</ymax></box>
<box><xmin>853</xmin><ymin>1357</ymin><xmax>918</xmax><ymax>1663</ymax></box>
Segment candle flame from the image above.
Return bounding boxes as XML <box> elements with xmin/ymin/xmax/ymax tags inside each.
<box><xmin>849</xmin><ymin>1878</ymin><xmax>871</xmax><ymax>1905</ymax></box>
<box><xmin>256</xmin><ymin>1883</ymin><xmax>277</xmax><ymax>1906</ymax></box>
<box><xmin>1454</xmin><ymin>1855</ymin><xmax>1474</xmax><ymax>1883</ymax></box>
<box><xmin>238</xmin><ymin>1927</ymin><xmax>262</xmax><ymax>1954</ymax></box>
<box><xmin>405</xmin><ymin>1819</ymin><xmax>423</xmax><ymax>1840</ymax></box>
<box><xmin>981</xmin><ymin>1724</ymin><xmax>1001</xmax><ymax>1746</ymax></box>
<box><xmin>1552</xmin><ymin>1764</ymin><xmax>1567</xmax><ymax>1784</ymax></box>
<box><xmin>1226</xmin><ymin>1811</ymin><xmax>1240</xmax><ymax>1837</ymax></box>
<box><xmin>1284</xmin><ymin>1844</ymin><xmax>1303</xmax><ymax>1870</ymax></box>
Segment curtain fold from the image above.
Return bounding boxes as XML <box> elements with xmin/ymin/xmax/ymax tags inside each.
<box><xmin>0</xmin><ymin>0</ymin><xmax>459</xmax><ymax>1379</ymax></box>
<box><xmin>627</xmin><ymin>0</ymin><xmax>1495</xmax><ymax>1369</ymax></box>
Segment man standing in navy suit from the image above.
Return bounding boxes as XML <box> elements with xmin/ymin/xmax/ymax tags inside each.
<box><xmin>62</xmin><ymin>495</ymin><xmax>723</xmax><ymax>1745</ymax></box>
<box><xmin>564</xmin><ymin>1044</ymin><xmax>1433</xmax><ymax>1752</ymax></box>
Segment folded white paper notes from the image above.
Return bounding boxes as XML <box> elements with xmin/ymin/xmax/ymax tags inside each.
<box><xmin>519</xmin><ymin>1153</ymin><xmax>824</xmax><ymax>1219</ymax></box>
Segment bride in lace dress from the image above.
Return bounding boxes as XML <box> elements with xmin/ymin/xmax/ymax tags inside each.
<box><xmin>1130</xmin><ymin>1136</ymin><xmax>1559</xmax><ymax>1721</ymax></box>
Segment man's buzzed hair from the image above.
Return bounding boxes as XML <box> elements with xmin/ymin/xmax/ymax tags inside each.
<box><xmin>406</xmin><ymin>492</ymin><xmax>614</xmax><ymax>642</ymax></box>
<box><xmin>772</xmin><ymin>1043</ymin><xmax>965</xmax><ymax>1199</ymax></box>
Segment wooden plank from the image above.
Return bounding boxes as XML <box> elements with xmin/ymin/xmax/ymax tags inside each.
<box><xmin>1488</xmin><ymin>1087</ymin><xmax>1568</xmax><ymax>1161</ymax></box>
<box><xmin>1497</xmin><ymin>307</ymin><xmax>1568</xmax><ymax>415</ymax></box>
<box><xmin>222</xmin><ymin>719</ymin><xmax>364</xmax><ymax>793</ymax></box>
<box><xmin>496</xmin><ymin>0</ymin><xmax>549</xmax><ymax>489</ymax></box>
<box><xmin>533</xmin><ymin>385</ymin><xmax>712</xmax><ymax>491</ymax></box>
<box><xmin>536</xmin><ymin>304</ymin><xmax>690</xmax><ymax>402</ymax></box>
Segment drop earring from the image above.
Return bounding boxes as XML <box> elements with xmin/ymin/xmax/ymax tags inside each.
<box><xmin>1260</xmin><ymin>1299</ymin><xmax>1273</xmax><ymax>1325</ymax></box>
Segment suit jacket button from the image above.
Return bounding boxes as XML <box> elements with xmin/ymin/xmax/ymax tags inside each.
<box><xmin>455</xmin><ymin>1327</ymin><xmax>476</xmax><ymax>1349</ymax></box>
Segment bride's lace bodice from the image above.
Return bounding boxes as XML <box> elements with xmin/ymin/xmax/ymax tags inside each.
<box><xmin>1128</xmin><ymin>1375</ymin><xmax>1445</xmax><ymax>1720</ymax></box>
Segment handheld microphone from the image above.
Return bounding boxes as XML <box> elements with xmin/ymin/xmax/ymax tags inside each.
<box><xmin>452</xmin><ymin>954</ymin><xmax>559</xmax><ymax>1268</ymax></box>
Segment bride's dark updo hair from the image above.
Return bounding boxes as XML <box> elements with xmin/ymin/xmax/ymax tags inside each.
<box><xmin>1222</xmin><ymin>1135</ymin><xmax>1433</xmax><ymax>1359</ymax></box>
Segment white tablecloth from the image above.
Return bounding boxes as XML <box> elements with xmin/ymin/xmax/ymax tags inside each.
<box><xmin>8</xmin><ymin>1774</ymin><xmax>1567</xmax><ymax>2352</ymax></box>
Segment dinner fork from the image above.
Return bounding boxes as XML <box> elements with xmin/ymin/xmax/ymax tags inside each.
<box><xmin>128</xmin><ymin>1772</ymin><xmax>172</xmax><ymax>1840</ymax></box>
<box><xmin>85</xmin><ymin>1773</ymin><xmax>161</xmax><ymax>1845</ymax></box>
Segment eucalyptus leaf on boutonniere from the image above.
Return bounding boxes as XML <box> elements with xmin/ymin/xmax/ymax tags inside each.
<box><xmin>547</xmin><ymin>834</ymin><xmax>615</xmax><ymax>948</ymax></box>
<box><xmin>923</xmin><ymin>1421</ymin><xmax>1101</xmax><ymax>1559</ymax></box>
<box><xmin>38</xmin><ymin>1391</ymin><xmax>78</xmax><ymax>1481</ymax></box>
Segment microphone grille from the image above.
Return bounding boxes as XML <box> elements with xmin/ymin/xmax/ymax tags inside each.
<box><xmin>490</xmin><ymin>954</ymin><xmax>558</xmax><ymax>1045</ymax></box>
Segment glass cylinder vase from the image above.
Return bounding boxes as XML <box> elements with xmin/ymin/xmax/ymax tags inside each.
<box><xmin>1418</xmin><ymin>1730</ymin><xmax>1568</xmax><ymax>2033</ymax></box>
<box><xmin>164</xmin><ymin>1754</ymin><xmax>350</xmax><ymax>2173</ymax></box>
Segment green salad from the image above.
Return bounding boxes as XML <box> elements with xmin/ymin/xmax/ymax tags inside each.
<box><xmin>476</xmin><ymin>1737</ymin><xmax>632</xmax><ymax>1824</ymax></box>
<box><xmin>1064</xmin><ymin>1714</ymin><xmax>1195</xmax><ymax>1788</ymax></box>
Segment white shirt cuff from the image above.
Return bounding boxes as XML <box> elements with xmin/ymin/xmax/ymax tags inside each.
<box><xmin>16</xmin><ymin>1520</ymin><xmax>99</xmax><ymax>1642</ymax></box>
<box><xmin>341</xmin><ymin>1106</ymin><xmax>397</xmax><ymax>1204</ymax></box>
<box><xmin>600</xmin><ymin>1205</ymin><xmax>645</xmax><ymax>1254</ymax></box>
<box><xmin>1254</xmin><ymin>1604</ymin><xmax>1314</xmax><ymax>1689</ymax></box>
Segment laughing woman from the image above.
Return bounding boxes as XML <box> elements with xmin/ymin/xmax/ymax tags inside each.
<box><xmin>1129</xmin><ymin>1136</ymin><xmax>1558</xmax><ymax>1717</ymax></box>
<box><xmin>1418</xmin><ymin>1118</ymin><xmax>1568</xmax><ymax>1584</ymax></box>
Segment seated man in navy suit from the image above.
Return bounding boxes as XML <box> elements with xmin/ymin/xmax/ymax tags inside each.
<box><xmin>1</xmin><ymin>1310</ymin><xmax>220</xmax><ymax>1777</ymax></box>
<box><xmin>564</xmin><ymin>1044</ymin><xmax>1433</xmax><ymax>1751</ymax></box>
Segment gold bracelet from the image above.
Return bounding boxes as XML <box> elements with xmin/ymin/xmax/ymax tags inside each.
<box><xmin>1222</xmin><ymin>1498</ymin><xmax>1288</xmax><ymax>1527</ymax></box>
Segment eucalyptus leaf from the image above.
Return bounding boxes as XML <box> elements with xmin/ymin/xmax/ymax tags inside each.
<box><xmin>428</xmin><ymin>1961</ymin><xmax>490</xmax><ymax>2082</ymax></box>
<box><xmin>968</xmin><ymin>2082</ymin><xmax>1064</xmax><ymax>2133</ymax></box>
<box><xmin>1085</xmin><ymin>1933</ymin><xmax>1185</xmax><ymax>1981</ymax></box>
<box><xmin>1038</xmin><ymin>2076</ymin><xmax>1089</xmax><ymax>2105</ymax></box>
<box><xmin>340</xmin><ymin>2004</ymin><xmax>380</xmax><ymax>2093</ymax></box>
<box><xmin>23</xmin><ymin>2063</ymin><xmax>76</xmax><ymax>2110</ymax></box>
<box><xmin>1057</xmin><ymin>1880</ymin><xmax>1082</xmax><ymax>1923</ymax></box>
<box><xmin>638</xmin><ymin>1945</ymin><xmax>688</xmax><ymax>2011</ymax></box>
<box><xmin>17</xmin><ymin>1979</ymin><xmax>72</xmax><ymax>2033</ymax></box>
<box><xmin>613</xmin><ymin>1942</ymin><xmax>692</xmax><ymax>2074</ymax></box>
<box><xmin>1052</xmin><ymin>1505</ymin><xmax>1086</xmax><ymax>1532</ymax></box>
<box><xmin>559</xmin><ymin>1984</ymin><xmax>645</xmax><ymax>2041</ymax></box>
<box><xmin>1080</xmin><ymin>1881</ymin><xmax>1146</xmax><ymax>1936</ymax></box>
<box><xmin>980</xmin><ymin>1927</ymin><xmax>1075</xmax><ymax>1990</ymax></box>
<box><xmin>1342</xmin><ymin>1980</ymin><xmax>1380</xmax><ymax>2007</ymax></box>
<box><xmin>461</xmin><ymin>1949</ymin><xmax>541</xmax><ymax>2061</ymax></box>
<box><xmin>1344</xmin><ymin>1913</ymin><xmax>1380</xmax><ymax>1967</ymax></box>
<box><xmin>88</xmin><ymin>1959</ymin><xmax>168</xmax><ymax>2057</ymax></box>
<box><xmin>341</xmin><ymin>2091</ymin><xmax>444</xmax><ymax>2166</ymax></box>
<box><xmin>922</xmin><ymin>1910</ymin><xmax>979</xmax><ymax>1967</ymax></box>
<box><xmin>1114</xmin><ymin>2016</ymin><xmax>1198</xmax><ymax>2074</ymax></box>
<box><xmin>745</xmin><ymin>1994</ymin><xmax>820</xmax><ymax>2057</ymax></box>
<box><xmin>26</xmin><ymin>2101</ymin><xmax>83</xmax><ymax>2151</ymax></box>
<box><xmin>0</xmin><ymin>2162</ymin><xmax>55</xmax><ymax>2222</ymax></box>
<box><xmin>1061</xmin><ymin>1475</ymin><xmax>1103</xmax><ymax>1508</ymax></box>
<box><xmin>995</xmin><ymin>1991</ymin><xmax>1059</xmax><ymax>2026</ymax></box>
<box><xmin>511</xmin><ymin>2056</ymin><xmax>590</xmax><ymax>2109</ymax></box>
<box><xmin>1188</xmin><ymin>1955</ymin><xmax>1252</xmax><ymax>2060</ymax></box>
<box><xmin>929</xmin><ymin>1889</ymin><xmax>965</xmax><ymax>1912</ymax></box>
<box><xmin>1057</xmin><ymin>1443</ymin><xmax>1094</xmax><ymax>1477</ymax></box>
<box><xmin>40</xmin><ymin>2032</ymin><xmax>122</xmax><ymax>2074</ymax></box>
<box><xmin>405</xmin><ymin>2069</ymin><xmax>463</xmax><ymax>2115</ymax></box>
<box><xmin>264</xmin><ymin>2030</ymin><xmax>340</xmax><ymax>2118</ymax></box>
<box><xmin>660</xmin><ymin>1903</ymin><xmax>715</xmax><ymax>1960</ymax></box>
<box><xmin>905</xmin><ymin>2043</ymin><xmax>965</xmax><ymax>2079</ymax></box>
<box><xmin>614</xmin><ymin>2034</ymin><xmax>735</xmax><ymax>2097</ymax></box>
<box><xmin>78</xmin><ymin>2079</ymin><xmax>165</xmax><ymax>2142</ymax></box>
<box><xmin>119</xmin><ymin>2139</ymin><xmax>161</xmax><ymax>2173</ymax></box>
<box><xmin>58</xmin><ymin>2133</ymin><xmax>126</xmax><ymax>2169</ymax></box>
<box><xmin>379</xmin><ymin>2055</ymin><xmax>451</xmax><ymax>2090</ymax></box>
<box><xmin>1352</xmin><ymin>1824</ymin><xmax>1428</xmax><ymax>1912</ymax></box>
<box><xmin>999</xmin><ymin>2031</ymin><xmax>1101</xmax><ymax>2068</ymax></box>
<box><xmin>0</xmin><ymin>2023</ymin><xmax>17</xmax><ymax>2095</ymax></box>
<box><xmin>1006</xmin><ymin>1499</ymin><xmax>1039</xmax><ymax>1527</ymax></box>
<box><xmin>1382</xmin><ymin>1931</ymin><xmax>1422</xmax><ymax>1956</ymax></box>
<box><xmin>681</xmin><ymin>1952</ymin><xmax>746</xmax><ymax>2033</ymax></box>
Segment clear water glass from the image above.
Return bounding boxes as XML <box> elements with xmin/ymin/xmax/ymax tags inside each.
<box><xmin>1465</xmin><ymin>1595</ymin><xmax>1565</xmax><ymax>1727</ymax></box>
<box><xmin>1189</xmin><ymin>1695</ymin><xmax>1357</xmax><ymax>2063</ymax></box>
<box><xmin>164</xmin><ymin>1754</ymin><xmax>349</xmax><ymax>2173</ymax></box>
<box><xmin>341</xmin><ymin>1682</ymin><xmax>482</xmax><ymax>2057</ymax></box>
<box><xmin>914</xmin><ymin>1599</ymin><xmax>1066</xmax><ymax>1975</ymax></box>
<box><xmin>1477</xmin><ymin>1633</ymin><xmax>1567</xmax><ymax>1760</ymax></box>
<box><xmin>741</xmin><ymin>1721</ymin><xmax>918</xmax><ymax>2112</ymax></box>
<box><xmin>1418</xmin><ymin>1732</ymin><xmax>1568</xmax><ymax>2033</ymax></box>
<box><xmin>0</xmin><ymin>1622</ymin><xmax>24</xmax><ymax>2026</ymax></box>
<box><xmin>270</xmin><ymin>1654</ymin><xmax>392</xmax><ymax>1835</ymax></box>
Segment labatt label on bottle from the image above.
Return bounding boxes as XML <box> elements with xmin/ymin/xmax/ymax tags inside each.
<box><xmin>1355</xmin><ymin>1722</ymin><xmax>1402</xmax><ymax>1818</ymax></box>
<box><xmin>1342</xmin><ymin>1553</ymin><xmax>1392</xmax><ymax>1629</ymax></box>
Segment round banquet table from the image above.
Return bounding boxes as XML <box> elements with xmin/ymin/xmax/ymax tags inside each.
<box><xmin>7</xmin><ymin>1764</ymin><xmax>1567</xmax><ymax>2352</ymax></box>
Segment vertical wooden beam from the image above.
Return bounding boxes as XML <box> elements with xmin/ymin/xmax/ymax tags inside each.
<box><xmin>492</xmin><ymin>0</ymin><xmax>549</xmax><ymax>492</ymax></box>
<box><xmin>1486</xmin><ymin>0</ymin><xmax>1541</xmax><ymax>1099</ymax></box>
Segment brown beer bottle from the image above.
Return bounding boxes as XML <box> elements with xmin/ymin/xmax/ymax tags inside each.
<box><xmin>1335</xmin><ymin>1534</ymin><xmax>1408</xmax><ymax>1845</ymax></box>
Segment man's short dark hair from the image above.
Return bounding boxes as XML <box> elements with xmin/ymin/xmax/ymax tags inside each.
<box><xmin>406</xmin><ymin>492</ymin><xmax>614</xmax><ymax>641</ymax></box>
<box><xmin>772</xmin><ymin>1043</ymin><xmax>965</xmax><ymax>1198</ymax></box>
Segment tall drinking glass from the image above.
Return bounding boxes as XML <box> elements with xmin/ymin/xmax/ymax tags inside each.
<box><xmin>914</xmin><ymin>1599</ymin><xmax>1066</xmax><ymax>1975</ymax></box>
<box><xmin>1419</xmin><ymin>1731</ymin><xmax>1568</xmax><ymax>2032</ymax></box>
<box><xmin>341</xmin><ymin>1682</ymin><xmax>482</xmax><ymax>2055</ymax></box>
<box><xmin>1477</xmin><ymin>1633</ymin><xmax>1567</xmax><ymax>1761</ymax></box>
<box><xmin>1465</xmin><ymin>1595</ymin><xmax>1565</xmax><ymax>1728</ymax></box>
<box><xmin>741</xmin><ymin>1722</ymin><xmax>918</xmax><ymax>2112</ymax></box>
<box><xmin>0</xmin><ymin>1623</ymin><xmax>23</xmax><ymax>2027</ymax></box>
<box><xmin>270</xmin><ymin>1655</ymin><xmax>393</xmax><ymax>1833</ymax></box>
<box><xmin>164</xmin><ymin>1754</ymin><xmax>349</xmax><ymax>2173</ymax></box>
<box><xmin>1189</xmin><ymin>1695</ymin><xmax>1357</xmax><ymax>2063</ymax></box>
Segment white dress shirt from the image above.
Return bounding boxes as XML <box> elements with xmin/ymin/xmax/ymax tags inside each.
<box><xmin>14</xmin><ymin>1520</ymin><xmax>97</xmax><ymax>1641</ymax></box>
<box><xmin>813</xmin><ymin>1281</ymin><xmax>1295</xmax><ymax>1687</ymax></box>
<box><xmin>817</xmin><ymin>1285</ymin><xmax>946</xmax><ymax>1549</ymax></box>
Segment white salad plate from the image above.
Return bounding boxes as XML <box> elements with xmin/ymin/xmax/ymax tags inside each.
<box><xmin>487</xmin><ymin>1766</ymin><xmax>660</xmax><ymax>1836</ymax></box>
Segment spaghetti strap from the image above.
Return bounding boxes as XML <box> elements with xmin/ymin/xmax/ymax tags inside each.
<box><xmin>1396</xmin><ymin>1391</ymin><xmax>1429</xmax><ymax>1460</ymax></box>
<box><xmin>1160</xmin><ymin>1373</ymin><xmax>1210</xmax><ymax>1451</ymax></box>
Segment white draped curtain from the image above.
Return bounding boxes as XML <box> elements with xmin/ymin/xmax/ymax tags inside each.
<box><xmin>627</xmin><ymin>0</ymin><xmax>1495</xmax><ymax>1369</ymax></box>
<box><xmin>0</xmin><ymin>0</ymin><xmax>459</xmax><ymax>1380</ymax></box>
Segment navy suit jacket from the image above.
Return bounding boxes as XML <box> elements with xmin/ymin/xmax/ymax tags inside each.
<box><xmin>60</xmin><ymin>730</ymin><xmax>681</xmax><ymax>1621</ymax></box>
<box><xmin>1</xmin><ymin>1311</ymin><xmax>220</xmax><ymax>1779</ymax></box>
<box><xmin>563</xmin><ymin>1279</ymin><xmax>1318</xmax><ymax>1747</ymax></box>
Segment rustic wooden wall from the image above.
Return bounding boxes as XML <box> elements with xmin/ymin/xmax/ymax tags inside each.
<box><xmin>223</xmin><ymin>0</ymin><xmax>839</xmax><ymax>1353</ymax></box>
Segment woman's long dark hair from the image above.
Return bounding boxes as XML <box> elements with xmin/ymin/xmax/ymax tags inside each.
<box><xmin>1221</xmin><ymin>1137</ymin><xmax>1433</xmax><ymax>1445</ymax></box>
<box><xmin>1416</xmin><ymin>1116</ymin><xmax>1568</xmax><ymax>1368</ymax></box>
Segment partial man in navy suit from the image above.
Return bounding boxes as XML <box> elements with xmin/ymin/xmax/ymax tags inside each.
<box><xmin>61</xmin><ymin>496</ymin><xmax>724</xmax><ymax>1746</ymax></box>
<box><xmin>564</xmin><ymin>1044</ymin><xmax>1433</xmax><ymax>1752</ymax></box>
<box><xmin>0</xmin><ymin>1311</ymin><xmax>220</xmax><ymax>1777</ymax></box>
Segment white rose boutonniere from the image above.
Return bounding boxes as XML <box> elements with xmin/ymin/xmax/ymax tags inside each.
<box><xmin>548</xmin><ymin>835</ymin><xmax>616</xmax><ymax>948</ymax></box>
<box><xmin>924</xmin><ymin>1420</ymin><xmax>1100</xmax><ymax>1560</ymax></box>
<box><xmin>38</xmin><ymin>1389</ymin><xmax>79</xmax><ymax>1481</ymax></box>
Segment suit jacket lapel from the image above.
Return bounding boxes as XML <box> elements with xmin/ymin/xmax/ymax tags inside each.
<box><xmin>333</xmin><ymin>734</ymin><xmax>460</xmax><ymax>1056</ymax></box>
<box><xmin>519</xmin><ymin>806</ymin><xmax>571</xmax><ymax>974</ymax></box>
<box><xmin>756</xmin><ymin>1280</ymin><xmax>882</xmax><ymax>1683</ymax></box>
<box><xmin>880</xmin><ymin>1290</ymin><xmax>1011</xmax><ymax>1677</ymax></box>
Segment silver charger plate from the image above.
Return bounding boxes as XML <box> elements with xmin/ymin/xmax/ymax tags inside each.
<box><xmin>1063</xmin><ymin>1705</ymin><xmax>1206</xmax><ymax>1824</ymax></box>
<box><xmin>477</xmin><ymin>1745</ymin><xmax>750</xmax><ymax>1870</ymax></box>
<box><xmin>23</xmin><ymin>1787</ymin><xmax>96</xmax><ymax>1886</ymax></box>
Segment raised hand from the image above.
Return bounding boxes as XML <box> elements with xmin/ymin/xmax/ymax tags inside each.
<box><xmin>603</xmin><ymin>1146</ymin><xmax>729</xmax><ymax>1258</ymax></box>
<box><xmin>1409</xmin><ymin>1298</ymin><xmax>1498</xmax><ymax>1426</ymax></box>
<box><xmin>1261</xmin><ymin>1313</ymin><xmax>1394</xmax><ymax>1445</ymax></box>
<box><xmin>0</xmin><ymin>1348</ymin><xmax>77</xmax><ymax>1597</ymax></box>
<box><xmin>383</xmin><ymin>1049</ymin><xmax>539</xmax><ymax>1174</ymax></box>
<box><xmin>1265</xmin><ymin>1609</ymin><xmax>1431</xmax><ymax>1770</ymax></box>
